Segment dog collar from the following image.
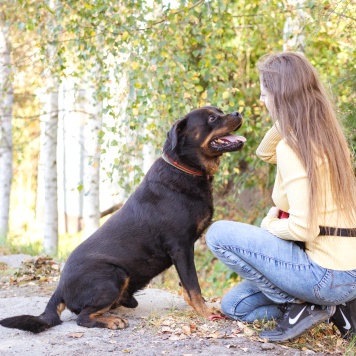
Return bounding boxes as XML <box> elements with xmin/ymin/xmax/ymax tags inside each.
<box><xmin>161</xmin><ymin>152</ymin><xmax>205</xmax><ymax>177</ymax></box>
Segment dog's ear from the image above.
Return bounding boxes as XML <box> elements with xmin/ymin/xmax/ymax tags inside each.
<box><xmin>167</xmin><ymin>117</ymin><xmax>188</xmax><ymax>150</ymax></box>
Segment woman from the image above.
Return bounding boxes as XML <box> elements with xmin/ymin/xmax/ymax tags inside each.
<box><xmin>206</xmin><ymin>51</ymin><xmax>356</xmax><ymax>342</ymax></box>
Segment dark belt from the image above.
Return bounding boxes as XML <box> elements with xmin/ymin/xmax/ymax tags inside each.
<box><xmin>319</xmin><ymin>226</ymin><xmax>356</xmax><ymax>237</ymax></box>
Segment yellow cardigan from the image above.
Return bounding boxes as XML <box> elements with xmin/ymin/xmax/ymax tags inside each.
<box><xmin>256</xmin><ymin>123</ymin><xmax>356</xmax><ymax>271</ymax></box>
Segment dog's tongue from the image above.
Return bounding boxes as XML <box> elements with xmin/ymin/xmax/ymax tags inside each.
<box><xmin>221</xmin><ymin>134</ymin><xmax>246</xmax><ymax>143</ymax></box>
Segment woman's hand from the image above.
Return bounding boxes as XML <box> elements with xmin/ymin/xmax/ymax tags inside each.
<box><xmin>267</xmin><ymin>206</ymin><xmax>280</xmax><ymax>218</ymax></box>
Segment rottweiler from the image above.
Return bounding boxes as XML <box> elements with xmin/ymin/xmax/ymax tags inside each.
<box><xmin>0</xmin><ymin>106</ymin><xmax>245</xmax><ymax>333</ymax></box>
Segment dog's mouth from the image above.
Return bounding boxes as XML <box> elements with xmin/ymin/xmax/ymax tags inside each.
<box><xmin>210</xmin><ymin>133</ymin><xmax>246</xmax><ymax>152</ymax></box>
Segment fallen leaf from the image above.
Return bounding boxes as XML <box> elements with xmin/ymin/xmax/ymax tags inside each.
<box><xmin>243</xmin><ymin>327</ymin><xmax>254</xmax><ymax>336</ymax></box>
<box><xmin>182</xmin><ymin>325</ymin><xmax>191</xmax><ymax>335</ymax></box>
<box><xmin>161</xmin><ymin>326</ymin><xmax>173</xmax><ymax>333</ymax></box>
<box><xmin>206</xmin><ymin>332</ymin><xmax>221</xmax><ymax>339</ymax></box>
<box><xmin>68</xmin><ymin>332</ymin><xmax>84</xmax><ymax>338</ymax></box>
<box><xmin>189</xmin><ymin>323</ymin><xmax>197</xmax><ymax>332</ymax></box>
<box><xmin>226</xmin><ymin>344</ymin><xmax>238</xmax><ymax>349</ymax></box>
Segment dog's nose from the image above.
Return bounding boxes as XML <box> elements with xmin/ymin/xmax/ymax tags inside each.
<box><xmin>231</xmin><ymin>111</ymin><xmax>242</xmax><ymax>119</ymax></box>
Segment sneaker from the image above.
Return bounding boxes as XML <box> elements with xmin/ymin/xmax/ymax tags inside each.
<box><xmin>331</xmin><ymin>299</ymin><xmax>356</xmax><ymax>338</ymax></box>
<box><xmin>259</xmin><ymin>303</ymin><xmax>328</xmax><ymax>342</ymax></box>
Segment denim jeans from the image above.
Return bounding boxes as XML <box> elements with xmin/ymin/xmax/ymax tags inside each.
<box><xmin>206</xmin><ymin>221</ymin><xmax>356</xmax><ymax>323</ymax></box>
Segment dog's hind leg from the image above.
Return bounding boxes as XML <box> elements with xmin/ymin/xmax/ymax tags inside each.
<box><xmin>77</xmin><ymin>305</ymin><xmax>128</xmax><ymax>330</ymax></box>
<box><xmin>77</xmin><ymin>276</ymin><xmax>130</xmax><ymax>330</ymax></box>
<box><xmin>111</xmin><ymin>295</ymin><xmax>138</xmax><ymax>309</ymax></box>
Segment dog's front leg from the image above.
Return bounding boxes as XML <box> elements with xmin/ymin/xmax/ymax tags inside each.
<box><xmin>170</xmin><ymin>245</ymin><xmax>220</xmax><ymax>318</ymax></box>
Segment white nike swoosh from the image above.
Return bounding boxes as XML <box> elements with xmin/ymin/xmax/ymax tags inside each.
<box><xmin>289</xmin><ymin>306</ymin><xmax>307</xmax><ymax>325</ymax></box>
<box><xmin>340</xmin><ymin>309</ymin><xmax>351</xmax><ymax>330</ymax></box>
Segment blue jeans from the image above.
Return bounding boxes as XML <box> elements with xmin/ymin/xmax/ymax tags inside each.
<box><xmin>206</xmin><ymin>221</ymin><xmax>356</xmax><ymax>323</ymax></box>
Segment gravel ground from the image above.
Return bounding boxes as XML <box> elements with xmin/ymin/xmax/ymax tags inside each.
<box><xmin>0</xmin><ymin>255</ymin><xmax>327</xmax><ymax>356</ymax></box>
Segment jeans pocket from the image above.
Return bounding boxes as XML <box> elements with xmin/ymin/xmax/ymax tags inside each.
<box><xmin>314</xmin><ymin>269</ymin><xmax>356</xmax><ymax>304</ymax></box>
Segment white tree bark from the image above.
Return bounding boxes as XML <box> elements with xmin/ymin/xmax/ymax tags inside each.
<box><xmin>82</xmin><ymin>89</ymin><xmax>103</xmax><ymax>239</ymax></box>
<box><xmin>0</xmin><ymin>19</ymin><xmax>13</xmax><ymax>244</ymax></box>
<box><xmin>37</xmin><ymin>0</ymin><xmax>60</xmax><ymax>255</ymax></box>
<box><xmin>283</xmin><ymin>0</ymin><xmax>306</xmax><ymax>53</ymax></box>
<box><xmin>40</xmin><ymin>85</ymin><xmax>59</xmax><ymax>255</ymax></box>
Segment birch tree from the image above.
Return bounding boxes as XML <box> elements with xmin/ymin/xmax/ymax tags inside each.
<box><xmin>40</xmin><ymin>86</ymin><xmax>58</xmax><ymax>254</ymax></box>
<box><xmin>82</xmin><ymin>88</ymin><xmax>103</xmax><ymax>239</ymax></box>
<box><xmin>40</xmin><ymin>0</ymin><xmax>60</xmax><ymax>255</ymax></box>
<box><xmin>0</xmin><ymin>12</ymin><xmax>13</xmax><ymax>244</ymax></box>
<box><xmin>283</xmin><ymin>0</ymin><xmax>306</xmax><ymax>53</ymax></box>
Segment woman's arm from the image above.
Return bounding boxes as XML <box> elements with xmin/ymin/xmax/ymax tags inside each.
<box><xmin>260</xmin><ymin>141</ymin><xmax>320</xmax><ymax>241</ymax></box>
<box><xmin>256</xmin><ymin>122</ymin><xmax>282</xmax><ymax>164</ymax></box>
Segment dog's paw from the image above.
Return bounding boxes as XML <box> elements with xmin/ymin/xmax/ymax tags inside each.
<box><xmin>204</xmin><ymin>306</ymin><xmax>224</xmax><ymax>318</ymax></box>
<box><xmin>107</xmin><ymin>317</ymin><xmax>128</xmax><ymax>330</ymax></box>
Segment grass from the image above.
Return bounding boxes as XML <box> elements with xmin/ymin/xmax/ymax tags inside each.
<box><xmin>3</xmin><ymin>231</ymin><xmax>84</xmax><ymax>261</ymax></box>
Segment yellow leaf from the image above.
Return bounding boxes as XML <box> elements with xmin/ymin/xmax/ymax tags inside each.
<box><xmin>184</xmin><ymin>92</ymin><xmax>191</xmax><ymax>99</ymax></box>
<box><xmin>201</xmin><ymin>92</ymin><xmax>207</xmax><ymax>100</ymax></box>
<box><xmin>130</xmin><ymin>62</ymin><xmax>139</xmax><ymax>70</ymax></box>
<box><xmin>132</xmin><ymin>108</ymin><xmax>139</xmax><ymax>116</ymax></box>
<box><xmin>222</xmin><ymin>91</ymin><xmax>229</xmax><ymax>99</ymax></box>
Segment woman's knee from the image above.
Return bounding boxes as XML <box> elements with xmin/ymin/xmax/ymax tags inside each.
<box><xmin>205</xmin><ymin>220</ymin><xmax>229</xmax><ymax>249</ymax></box>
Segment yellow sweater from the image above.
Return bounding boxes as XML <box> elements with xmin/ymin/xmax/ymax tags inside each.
<box><xmin>256</xmin><ymin>123</ymin><xmax>356</xmax><ymax>271</ymax></box>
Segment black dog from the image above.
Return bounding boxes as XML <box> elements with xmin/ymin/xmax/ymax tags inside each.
<box><xmin>0</xmin><ymin>106</ymin><xmax>245</xmax><ymax>333</ymax></box>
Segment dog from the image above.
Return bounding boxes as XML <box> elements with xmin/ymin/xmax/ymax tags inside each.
<box><xmin>0</xmin><ymin>106</ymin><xmax>245</xmax><ymax>333</ymax></box>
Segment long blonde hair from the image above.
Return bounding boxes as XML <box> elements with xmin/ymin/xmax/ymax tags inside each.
<box><xmin>257</xmin><ymin>51</ymin><xmax>356</xmax><ymax>228</ymax></box>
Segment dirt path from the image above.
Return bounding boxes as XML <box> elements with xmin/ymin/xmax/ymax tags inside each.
<box><xmin>0</xmin><ymin>255</ymin><xmax>327</xmax><ymax>356</ymax></box>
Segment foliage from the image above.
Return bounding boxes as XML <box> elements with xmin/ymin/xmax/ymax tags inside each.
<box><xmin>7</xmin><ymin>0</ymin><xmax>355</xmax><ymax>205</ymax></box>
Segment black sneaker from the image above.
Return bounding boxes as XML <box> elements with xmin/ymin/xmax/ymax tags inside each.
<box><xmin>259</xmin><ymin>303</ymin><xmax>328</xmax><ymax>342</ymax></box>
<box><xmin>331</xmin><ymin>299</ymin><xmax>356</xmax><ymax>339</ymax></box>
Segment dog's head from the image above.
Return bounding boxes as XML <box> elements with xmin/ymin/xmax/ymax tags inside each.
<box><xmin>164</xmin><ymin>106</ymin><xmax>246</xmax><ymax>176</ymax></box>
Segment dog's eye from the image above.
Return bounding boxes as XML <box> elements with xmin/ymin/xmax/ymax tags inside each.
<box><xmin>208</xmin><ymin>115</ymin><xmax>217</xmax><ymax>122</ymax></box>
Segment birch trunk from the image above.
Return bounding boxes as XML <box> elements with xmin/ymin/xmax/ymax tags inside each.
<box><xmin>82</xmin><ymin>89</ymin><xmax>103</xmax><ymax>239</ymax></box>
<box><xmin>283</xmin><ymin>0</ymin><xmax>306</xmax><ymax>53</ymax></box>
<box><xmin>40</xmin><ymin>86</ymin><xmax>59</xmax><ymax>254</ymax></box>
<box><xmin>37</xmin><ymin>0</ymin><xmax>61</xmax><ymax>254</ymax></box>
<box><xmin>0</xmin><ymin>19</ymin><xmax>13</xmax><ymax>244</ymax></box>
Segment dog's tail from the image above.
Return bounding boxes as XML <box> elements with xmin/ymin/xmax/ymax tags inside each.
<box><xmin>0</xmin><ymin>290</ymin><xmax>64</xmax><ymax>333</ymax></box>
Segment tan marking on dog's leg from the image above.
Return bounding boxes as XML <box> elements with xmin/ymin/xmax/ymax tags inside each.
<box><xmin>116</xmin><ymin>276</ymin><xmax>131</xmax><ymax>305</ymax></box>
<box><xmin>89</xmin><ymin>306</ymin><xmax>128</xmax><ymax>329</ymax></box>
<box><xmin>57</xmin><ymin>302</ymin><xmax>66</xmax><ymax>316</ymax></box>
<box><xmin>120</xmin><ymin>276</ymin><xmax>130</xmax><ymax>295</ymax></box>
<box><xmin>182</xmin><ymin>288</ymin><xmax>221</xmax><ymax>318</ymax></box>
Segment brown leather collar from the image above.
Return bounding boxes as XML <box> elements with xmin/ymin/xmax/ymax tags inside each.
<box><xmin>162</xmin><ymin>152</ymin><xmax>205</xmax><ymax>177</ymax></box>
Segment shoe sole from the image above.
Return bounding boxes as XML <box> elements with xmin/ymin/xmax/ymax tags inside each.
<box><xmin>260</xmin><ymin>311</ymin><xmax>328</xmax><ymax>342</ymax></box>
